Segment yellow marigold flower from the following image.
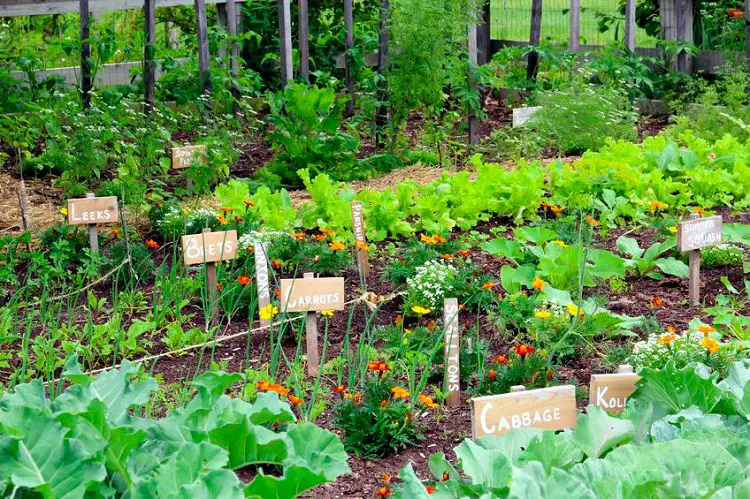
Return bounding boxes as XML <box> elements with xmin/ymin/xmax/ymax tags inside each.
<box><xmin>585</xmin><ymin>215</ymin><xmax>599</xmax><ymax>226</ymax></box>
<box><xmin>356</xmin><ymin>241</ymin><xmax>370</xmax><ymax>252</ymax></box>
<box><xmin>657</xmin><ymin>333</ymin><xmax>676</xmax><ymax>345</ymax></box>
<box><xmin>550</xmin><ymin>240</ymin><xmax>568</xmax><ymax>248</ymax></box>
<box><xmin>420</xmin><ymin>234</ymin><xmax>436</xmax><ymax>245</ymax></box>
<box><xmin>551</xmin><ymin>205</ymin><xmax>565</xmax><ymax>216</ymax></box>
<box><xmin>411</xmin><ymin>305</ymin><xmax>431</xmax><ymax>315</ymax></box>
<box><xmin>59</xmin><ymin>207</ymin><xmax>68</xmax><ymax>217</ymax></box>
<box><xmin>391</xmin><ymin>386</ymin><xmax>410</xmax><ymax>399</ymax></box>
<box><xmin>700</xmin><ymin>337</ymin><xmax>720</xmax><ymax>354</ymax></box>
<box><xmin>418</xmin><ymin>393</ymin><xmax>439</xmax><ymax>408</ymax></box>
<box><xmin>532</xmin><ymin>276</ymin><xmax>545</xmax><ymax>292</ymax></box>
<box><xmin>566</xmin><ymin>303</ymin><xmax>582</xmax><ymax>317</ymax></box>
<box><xmin>433</xmin><ymin>234</ymin><xmax>447</xmax><ymax>244</ymax></box>
<box><xmin>534</xmin><ymin>310</ymin><xmax>551</xmax><ymax>320</ymax></box>
<box><xmin>321</xmin><ymin>309</ymin><xmax>334</xmax><ymax>317</ymax></box>
<box><xmin>259</xmin><ymin>304</ymin><xmax>279</xmax><ymax>321</ymax></box>
<box><xmin>216</xmin><ymin>215</ymin><xmax>228</xmax><ymax>225</ymax></box>
<box><xmin>668</xmin><ymin>226</ymin><xmax>678</xmax><ymax>234</ymax></box>
<box><xmin>697</xmin><ymin>324</ymin><xmax>717</xmax><ymax>336</ymax></box>
<box><xmin>328</xmin><ymin>240</ymin><xmax>345</xmax><ymax>251</ymax></box>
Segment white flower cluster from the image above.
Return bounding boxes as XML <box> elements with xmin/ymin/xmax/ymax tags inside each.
<box><xmin>156</xmin><ymin>206</ymin><xmax>214</xmax><ymax>229</ymax></box>
<box><xmin>238</xmin><ymin>230</ymin><xmax>288</xmax><ymax>250</ymax></box>
<box><xmin>406</xmin><ymin>259</ymin><xmax>457</xmax><ymax>310</ymax></box>
<box><xmin>629</xmin><ymin>330</ymin><xmax>728</xmax><ymax>371</ymax></box>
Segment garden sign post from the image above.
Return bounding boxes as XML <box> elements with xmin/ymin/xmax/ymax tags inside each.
<box><xmin>677</xmin><ymin>213</ymin><xmax>723</xmax><ymax>307</ymax></box>
<box><xmin>469</xmin><ymin>385</ymin><xmax>577</xmax><ymax>438</ymax></box>
<box><xmin>182</xmin><ymin>228</ymin><xmax>238</xmax><ymax>323</ymax></box>
<box><xmin>254</xmin><ymin>243</ymin><xmax>271</xmax><ymax>328</ymax></box>
<box><xmin>67</xmin><ymin>193</ymin><xmax>119</xmax><ymax>254</ymax></box>
<box><xmin>589</xmin><ymin>365</ymin><xmax>639</xmax><ymax>414</ymax></box>
<box><xmin>280</xmin><ymin>275</ymin><xmax>345</xmax><ymax>376</ymax></box>
<box><xmin>443</xmin><ymin>298</ymin><xmax>460</xmax><ymax>407</ymax></box>
<box><xmin>172</xmin><ymin>144</ymin><xmax>207</xmax><ymax>194</ymax></box>
<box><xmin>351</xmin><ymin>201</ymin><xmax>369</xmax><ymax>282</ymax></box>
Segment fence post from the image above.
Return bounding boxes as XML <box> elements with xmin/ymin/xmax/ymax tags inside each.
<box><xmin>375</xmin><ymin>0</ymin><xmax>390</xmax><ymax>147</ymax></box>
<box><xmin>217</xmin><ymin>3</ymin><xmax>227</xmax><ymax>58</ymax></box>
<box><xmin>226</xmin><ymin>0</ymin><xmax>241</xmax><ymax>115</ymax></box>
<box><xmin>477</xmin><ymin>0</ymin><xmax>491</xmax><ymax>65</ymax></box>
<box><xmin>279</xmin><ymin>0</ymin><xmax>293</xmax><ymax>85</ymax></box>
<box><xmin>80</xmin><ymin>0</ymin><xmax>92</xmax><ymax>109</ymax></box>
<box><xmin>675</xmin><ymin>0</ymin><xmax>693</xmax><ymax>73</ymax></box>
<box><xmin>624</xmin><ymin>0</ymin><xmax>636</xmax><ymax>51</ymax></box>
<box><xmin>745</xmin><ymin>0</ymin><xmax>750</xmax><ymax>72</ymax></box>
<box><xmin>194</xmin><ymin>0</ymin><xmax>211</xmax><ymax>95</ymax></box>
<box><xmin>526</xmin><ymin>0</ymin><xmax>543</xmax><ymax>80</ymax></box>
<box><xmin>468</xmin><ymin>19</ymin><xmax>479</xmax><ymax>146</ymax></box>
<box><xmin>144</xmin><ymin>0</ymin><xmax>156</xmax><ymax>114</ymax></box>
<box><xmin>569</xmin><ymin>0</ymin><xmax>579</xmax><ymax>51</ymax></box>
<box><xmin>299</xmin><ymin>0</ymin><xmax>310</xmax><ymax>80</ymax></box>
<box><xmin>344</xmin><ymin>0</ymin><xmax>355</xmax><ymax>114</ymax></box>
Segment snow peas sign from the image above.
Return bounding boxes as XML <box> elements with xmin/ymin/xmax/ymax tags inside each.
<box><xmin>171</xmin><ymin>145</ymin><xmax>207</xmax><ymax>169</ymax></box>
<box><xmin>470</xmin><ymin>385</ymin><xmax>577</xmax><ymax>438</ymax></box>
<box><xmin>181</xmin><ymin>230</ymin><xmax>238</xmax><ymax>265</ymax></box>
<box><xmin>280</xmin><ymin>277</ymin><xmax>345</xmax><ymax>313</ymax></box>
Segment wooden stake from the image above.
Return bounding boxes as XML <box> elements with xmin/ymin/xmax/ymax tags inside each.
<box><xmin>299</xmin><ymin>0</ymin><xmax>310</xmax><ymax>80</ymax></box>
<box><xmin>526</xmin><ymin>0</ymin><xmax>542</xmax><ymax>80</ymax></box>
<box><xmin>194</xmin><ymin>0</ymin><xmax>211</xmax><ymax>95</ymax></box>
<box><xmin>80</xmin><ymin>0</ymin><xmax>92</xmax><ymax>109</ymax></box>
<box><xmin>624</xmin><ymin>0</ymin><xmax>636</xmax><ymax>51</ymax></box>
<box><xmin>443</xmin><ymin>298</ymin><xmax>460</xmax><ymax>407</ymax></box>
<box><xmin>689</xmin><ymin>245</ymin><xmax>701</xmax><ymax>308</ymax></box>
<box><xmin>477</xmin><ymin>0</ymin><xmax>491</xmax><ymax>65</ymax></box>
<box><xmin>85</xmin><ymin>192</ymin><xmax>99</xmax><ymax>254</ymax></box>
<box><xmin>467</xmin><ymin>17</ymin><xmax>479</xmax><ymax>146</ymax></box>
<box><xmin>254</xmin><ymin>243</ymin><xmax>271</xmax><ymax>327</ymax></box>
<box><xmin>144</xmin><ymin>0</ymin><xmax>156</xmax><ymax>113</ymax></box>
<box><xmin>203</xmin><ymin>228</ymin><xmax>219</xmax><ymax>321</ymax></box>
<box><xmin>569</xmin><ymin>0</ymin><xmax>580</xmax><ymax>51</ymax></box>
<box><xmin>226</xmin><ymin>0</ymin><xmax>241</xmax><ymax>116</ymax></box>
<box><xmin>278</xmin><ymin>0</ymin><xmax>293</xmax><ymax>86</ymax></box>
<box><xmin>375</xmin><ymin>0</ymin><xmax>390</xmax><ymax>147</ymax></box>
<box><xmin>344</xmin><ymin>0</ymin><xmax>355</xmax><ymax>114</ymax></box>
<box><xmin>16</xmin><ymin>150</ymin><xmax>30</xmax><ymax>238</ymax></box>
<box><xmin>303</xmin><ymin>272</ymin><xmax>320</xmax><ymax>376</ymax></box>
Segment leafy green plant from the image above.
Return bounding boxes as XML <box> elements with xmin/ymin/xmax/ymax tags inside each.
<box><xmin>616</xmin><ymin>236</ymin><xmax>688</xmax><ymax>279</ymax></box>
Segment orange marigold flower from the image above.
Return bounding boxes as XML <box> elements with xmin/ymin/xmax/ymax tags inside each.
<box><xmin>245</xmin><ymin>247</ymin><xmax>255</xmax><ymax>253</ymax></box>
<box><xmin>145</xmin><ymin>239</ymin><xmax>159</xmax><ymax>249</ymax></box>
<box><xmin>692</xmin><ymin>207</ymin><xmax>708</xmax><ymax>215</ymax></box>
<box><xmin>442</xmin><ymin>472</ymin><xmax>450</xmax><ymax>481</ymax></box>
<box><xmin>288</xmin><ymin>395</ymin><xmax>303</xmax><ymax>405</ymax></box>
<box><xmin>457</xmin><ymin>249</ymin><xmax>471</xmax><ymax>256</ymax></box>
<box><xmin>433</xmin><ymin>234</ymin><xmax>447</xmax><ymax>244</ymax></box>
<box><xmin>274</xmin><ymin>288</ymin><xmax>281</xmax><ymax>297</ymax></box>
<box><xmin>391</xmin><ymin>386</ymin><xmax>410</xmax><ymax>399</ymax></box>
<box><xmin>425</xmin><ymin>485</ymin><xmax>436</xmax><ymax>494</ymax></box>
<box><xmin>290</xmin><ymin>232</ymin><xmax>306</xmax><ymax>241</ymax></box>
<box><xmin>110</xmin><ymin>229</ymin><xmax>121</xmax><ymax>237</ymax></box>
<box><xmin>459</xmin><ymin>304</ymin><xmax>467</xmax><ymax>311</ymax></box>
<box><xmin>314</xmin><ymin>234</ymin><xmax>326</xmax><ymax>242</ymax></box>
<box><xmin>368</xmin><ymin>361</ymin><xmax>391</xmax><ymax>373</ymax></box>
<box><xmin>376</xmin><ymin>487</ymin><xmax>391</xmax><ymax>497</ymax></box>
<box><xmin>728</xmin><ymin>8</ymin><xmax>744</xmax><ymax>19</ymax></box>
<box><xmin>267</xmin><ymin>383</ymin><xmax>289</xmax><ymax>396</ymax></box>
<box><xmin>418</xmin><ymin>393</ymin><xmax>439</xmax><ymax>408</ymax></box>
<box><xmin>271</xmin><ymin>259</ymin><xmax>282</xmax><ymax>269</ymax></box>
<box><xmin>701</xmin><ymin>337</ymin><xmax>720</xmax><ymax>354</ymax></box>
<box><xmin>585</xmin><ymin>215</ymin><xmax>599</xmax><ymax>226</ymax></box>
<box><xmin>357</xmin><ymin>241</ymin><xmax>370</xmax><ymax>251</ymax></box>
<box><xmin>333</xmin><ymin>385</ymin><xmax>347</xmax><ymax>394</ymax></box>
<box><xmin>657</xmin><ymin>333</ymin><xmax>676</xmax><ymax>345</ymax></box>
<box><xmin>320</xmin><ymin>228</ymin><xmax>336</xmax><ymax>237</ymax></box>
<box><xmin>698</xmin><ymin>324</ymin><xmax>717</xmax><ymax>336</ymax></box>
<box><xmin>383</xmin><ymin>474</ymin><xmax>392</xmax><ymax>484</ymax></box>
<box><xmin>234</xmin><ymin>216</ymin><xmax>244</xmax><ymax>223</ymax></box>
<box><xmin>420</xmin><ymin>234</ymin><xmax>436</xmax><ymax>245</ymax></box>
<box><xmin>216</xmin><ymin>282</ymin><xmax>223</xmax><ymax>291</ymax></box>
<box><xmin>427</xmin><ymin>320</ymin><xmax>436</xmax><ymax>332</ymax></box>
<box><xmin>243</xmin><ymin>200</ymin><xmax>254</xmax><ymax>207</ymax></box>
<box><xmin>547</xmin><ymin>369</ymin><xmax>554</xmax><ymax>381</ymax></box>
<box><xmin>551</xmin><ymin>205</ymin><xmax>564</xmax><ymax>216</ymax></box>
<box><xmin>394</xmin><ymin>315</ymin><xmax>403</xmax><ymax>326</ymax></box>
<box><xmin>494</xmin><ymin>355</ymin><xmax>508</xmax><ymax>364</ymax></box>
<box><xmin>219</xmin><ymin>207</ymin><xmax>232</xmax><ymax>214</ymax></box>
<box><xmin>381</xmin><ymin>399</ymin><xmax>388</xmax><ymax>408</ymax></box>
<box><xmin>532</xmin><ymin>276</ymin><xmax>545</xmax><ymax>291</ymax></box>
<box><xmin>256</xmin><ymin>381</ymin><xmax>270</xmax><ymax>391</ymax></box>
<box><xmin>513</xmin><ymin>344</ymin><xmax>535</xmax><ymax>357</ymax></box>
<box><xmin>216</xmin><ymin>215</ymin><xmax>228</xmax><ymax>225</ymax></box>
<box><xmin>329</xmin><ymin>240</ymin><xmax>345</xmax><ymax>251</ymax></box>
<box><xmin>482</xmin><ymin>281</ymin><xmax>496</xmax><ymax>290</ymax></box>
<box><xmin>667</xmin><ymin>326</ymin><xmax>676</xmax><ymax>334</ymax></box>
<box><xmin>650</xmin><ymin>297</ymin><xmax>665</xmax><ymax>308</ymax></box>
<box><xmin>440</xmin><ymin>253</ymin><xmax>455</xmax><ymax>260</ymax></box>
<box><xmin>237</xmin><ymin>275</ymin><xmax>251</xmax><ymax>286</ymax></box>
<box><xmin>650</xmin><ymin>200</ymin><xmax>667</xmax><ymax>211</ymax></box>
<box><xmin>488</xmin><ymin>369</ymin><xmax>496</xmax><ymax>381</ymax></box>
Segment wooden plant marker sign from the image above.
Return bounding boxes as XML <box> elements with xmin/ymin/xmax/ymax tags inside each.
<box><xmin>181</xmin><ymin>229</ymin><xmax>238</xmax><ymax>322</ymax></box>
<box><xmin>351</xmin><ymin>201</ymin><xmax>369</xmax><ymax>281</ymax></box>
<box><xmin>589</xmin><ymin>365</ymin><xmax>640</xmax><ymax>414</ymax></box>
<box><xmin>677</xmin><ymin>214</ymin><xmax>722</xmax><ymax>307</ymax></box>
<box><xmin>171</xmin><ymin>145</ymin><xmax>208</xmax><ymax>169</ymax></box>
<box><xmin>443</xmin><ymin>298</ymin><xmax>460</xmax><ymax>407</ymax></box>
<box><xmin>67</xmin><ymin>193</ymin><xmax>119</xmax><ymax>254</ymax></box>
<box><xmin>470</xmin><ymin>385</ymin><xmax>577</xmax><ymax>438</ymax></box>
<box><xmin>280</xmin><ymin>275</ymin><xmax>345</xmax><ymax>376</ymax></box>
<box><xmin>254</xmin><ymin>243</ymin><xmax>272</xmax><ymax>328</ymax></box>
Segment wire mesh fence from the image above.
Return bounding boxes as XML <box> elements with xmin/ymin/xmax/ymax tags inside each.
<box><xmin>490</xmin><ymin>0</ymin><xmax>657</xmax><ymax>47</ymax></box>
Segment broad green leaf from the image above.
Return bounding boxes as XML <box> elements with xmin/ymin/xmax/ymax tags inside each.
<box><xmin>615</xmin><ymin>236</ymin><xmax>643</xmax><ymax>259</ymax></box>
<box><xmin>514</xmin><ymin>226</ymin><xmax>559</xmax><ymax>245</ymax></box>
<box><xmin>284</xmin><ymin>423</ymin><xmax>350</xmax><ymax>482</ymax></box>
<box><xmin>508</xmin><ymin>461</ymin><xmax>596</xmax><ymax>499</ymax></box>
<box><xmin>718</xmin><ymin>361</ymin><xmax>750</xmax><ymax>417</ymax></box>
<box><xmin>519</xmin><ymin>430</ymin><xmax>584</xmax><ymax>472</ymax></box>
<box><xmin>0</xmin><ymin>380</ymin><xmax>48</xmax><ymax>412</ymax></box>
<box><xmin>395</xmin><ymin>463</ymin><xmax>431</xmax><ymax>498</ymax></box>
<box><xmin>246</xmin><ymin>392</ymin><xmax>296</xmax><ymax>426</ymax></box>
<box><xmin>587</xmin><ymin>249</ymin><xmax>626</xmax><ymax>280</ymax></box>
<box><xmin>453</xmin><ymin>438</ymin><xmax>512</xmax><ymax>489</ymax></box>
<box><xmin>632</xmin><ymin>362</ymin><xmax>725</xmax><ymax>415</ymax></box>
<box><xmin>571</xmin><ymin>406</ymin><xmax>634</xmax><ymax>458</ymax></box>
<box><xmin>208</xmin><ymin>419</ymin><xmax>288</xmax><ymax>469</ymax></box>
<box><xmin>0</xmin><ymin>407</ymin><xmax>105</xmax><ymax>498</ymax></box>
<box><xmin>481</xmin><ymin>238</ymin><xmax>524</xmax><ymax>260</ymax></box>
<box><xmin>500</xmin><ymin>264</ymin><xmax>536</xmax><ymax>293</ymax></box>
<box><xmin>723</xmin><ymin>223</ymin><xmax>750</xmax><ymax>245</ymax></box>
<box><xmin>474</xmin><ymin>428</ymin><xmax>543</xmax><ymax>462</ymax></box>
<box><xmin>655</xmin><ymin>257</ymin><xmax>689</xmax><ymax>278</ymax></box>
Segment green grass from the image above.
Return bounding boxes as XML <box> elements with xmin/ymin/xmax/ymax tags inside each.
<box><xmin>490</xmin><ymin>0</ymin><xmax>657</xmax><ymax>47</ymax></box>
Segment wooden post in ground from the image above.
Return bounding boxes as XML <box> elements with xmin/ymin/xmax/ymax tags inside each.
<box><xmin>569</xmin><ymin>0</ymin><xmax>580</xmax><ymax>51</ymax></box>
<box><xmin>195</xmin><ymin>0</ymin><xmax>211</xmax><ymax>95</ymax></box>
<box><xmin>80</xmin><ymin>0</ymin><xmax>92</xmax><ymax>109</ymax></box>
<box><xmin>303</xmin><ymin>272</ymin><xmax>320</xmax><ymax>376</ymax></box>
<box><xmin>86</xmin><ymin>192</ymin><xmax>99</xmax><ymax>254</ymax></box>
<box><xmin>226</xmin><ymin>0</ymin><xmax>241</xmax><ymax>115</ymax></box>
<box><xmin>467</xmin><ymin>18</ymin><xmax>479</xmax><ymax>146</ymax></box>
<box><xmin>203</xmin><ymin>228</ymin><xmax>219</xmax><ymax>321</ymax></box>
<box><xmin>279</xmin><ymin>0</ymin><xmax>293</xmax><ymax>86</ymax></box>
<box><xmin>254</xmin><ymin>243</ymin><xmax>271</xmax><ymax>328</ymax></box>
<box><xmin>299</xmin><ymin>0</ymin><xmax>310</xmax><ymax>80</ymax></box>
<box><xmin>675</xmin><ymin>0</ymin><xmax>691</xmax><ymax>73</ymax></box>
<box><xmin>526</xmin><ymin>0</ymin><xmax>543</xmax><ymax>80</ymax></box>
<box><xmin>351</xmin><ymin>201</ymin><xmax>368</xmax><ymax>282</ymax></box>
<box><xmin>444</xmin><ymin>298</ymin><xmax>460</xmax><ymax>407</ymax></box>
<box><xmin>144</xmin><ymin>0</ymin><xmax>156</xmax><ymax>114</ymax></box>
<box><xmin>687</xmin><ymin>213</ymin><xmax>701</xmax><ymax>308</ymax></box>
<box><xmin>344</xmin><ymin>0</ymin><xmax>355</xmax><ymax>114</ymax></box>
<box><xmin>745</xmin><ymin>0</ymin><xmax>750</xmax><ymax>73</ymax></box>
<box><xmin>477</xmin><ymin>0</ymin><xmax>491</xmax><ymax>65</ymax></box>
<box><xmin>624</xmin><ymin>0</ymin><xmax>636</xmax><ymax>51</ymax></box>
<box><xmin>375</xmin><ymin>0</ymin><xmax>390</xmax><ymax>147</ymax></box>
